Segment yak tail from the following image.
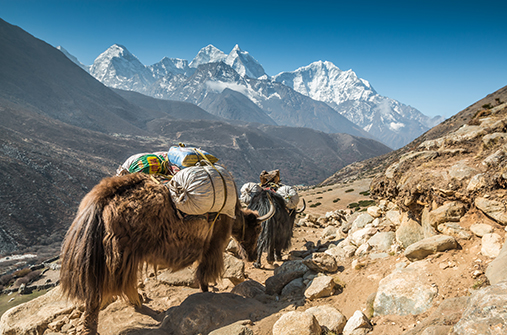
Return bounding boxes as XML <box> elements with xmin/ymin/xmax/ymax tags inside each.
<box><xmin>60</xmin><ymin>193</ymin><xmax>106</xmax><ymax>307</ymax></box>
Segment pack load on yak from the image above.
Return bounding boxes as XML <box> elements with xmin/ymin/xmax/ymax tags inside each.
<box><xmin>117</xmin><ymin>144</ymin><xmax>236</xmax><ymax>219</ymax></box>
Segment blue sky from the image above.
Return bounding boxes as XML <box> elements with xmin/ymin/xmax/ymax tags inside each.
<box><xmin>1</xmin><ymin>0</ymin><xmax>506</xmax><ymax>118</ymax></box>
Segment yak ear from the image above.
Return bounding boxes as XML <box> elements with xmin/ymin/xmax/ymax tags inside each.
<box><xmin>257</xmin><ymin>192</ymin><xmax>275</xmax><ymax>222</ymax></box>
<box><xmin>297</xmin><ymin>199</ymin><xmax>306</xmax><ymax>213</ymax></box>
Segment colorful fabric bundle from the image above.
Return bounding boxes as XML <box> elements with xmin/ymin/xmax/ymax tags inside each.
<box><xmin>168</xmin><ymin>145</ymin><xmax>218</xmax><ymax>169</ymax></box>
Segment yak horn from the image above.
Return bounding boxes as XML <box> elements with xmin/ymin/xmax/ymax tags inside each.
<box><xmin>257</xmin><ymin>193</ymin><xmax>276</xmax><ymax>222</ymax></box>
<box><xmin>296</xmin><ymin>199</ymin><xmax>306</xmax><ymax>213</ymax></box>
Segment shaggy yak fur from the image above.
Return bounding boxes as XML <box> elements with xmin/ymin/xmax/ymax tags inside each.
<box><xmin>60</xmin><ymin>173</ymin><xmax>271</xmax><ymax>335</ymax></box>
<box><xmin>247</xmin><ymin>189</ymin><xmax>305</xmax><ymax>268</ymax></box>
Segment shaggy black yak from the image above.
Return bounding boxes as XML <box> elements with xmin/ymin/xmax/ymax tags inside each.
<box><xmin>60</xmin><ymin>173</ymin><xmax>273</xmax><ymax>334</ymax></box>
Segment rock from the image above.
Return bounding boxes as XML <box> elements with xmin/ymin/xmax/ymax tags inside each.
<box><xmin>350</xmin><ymin>213</ymin><xmax>374</xmax><ymax>232</ymax></box>
<box><xmin>266</xmin><ymin>270</ymin><xmax>304</xmax><ymax>296</ymax></box>
<box><xmin>367</xmin><ymin>232</ymin><xmax>395</xmax><ymax>252</ymax></box>
<box><xmin>374</xmin><ymin>260</ymin><xmax>438</xmax><ymax>316</ymax></box>
<box><xmin>385</xmin><ymin>209</ymin><xmax>402</xmax><ymax>226</ymax></box>
<box><xmin>281</xmin><ymin>278</ymin><xmax>305</xmax><ymax>296</ymax></box>
<box><xmin>482</xmin><ymin>148</ymin><xmax>507</xmax><ymax>167</ymax></box>
<box><xmin>304</xmin><ymin>275</ymin><xmax>336</xmax><ymax>300</ymax></box>
<box><xmin>396</xmin><ymin>213</ymin><xmax>425</xmax><ymax>248</ymax></box>
<box><xmin>483</xmin><ymin>132</ymin><xmax>507</xmax><ymax>147</ymax></box>
<box><xmin>452</xmin><ymin>281</ymin><xmax>507</xmax><ymax>334</ymax></box>
<box><xmin>325</xmin><ymin>245</ymin><xmax>356</xmax><ymax>260</ymax></box>
<box><xmin>475</xmin><ymin>197</ymin><xmax>507</xmax><ymax>225</ymax></box>
<box><xmin>419</xmin><ymin>138</ymin><xmax>444</xmax><ymax>150</ymax></box>
<box><xmin>428</xmin><ymin>202</ymin><xmax>465</xmax><ymax>228</ymax></box>
<box><xmin>0</xmin><ymin>287</ymin><xmax>76</xmax><ymax>335</ymax></box>
<box><xmin>158</xmin><ymin>267</ymin><xmax>199</xmax><ymax>288</ymax></box>
<box><xmin>342</xmin><ymin>310</ymin><xmax>372</xmax><ymax>335</ymax></box>
<box><xmin>404</xmin><ymin>235</ymin><xmax>458</xmax><ymax>261</ymax></box>
<box><xmin>273</xmin><ymin>260</ymin><xmax>309</xmax><ymax>277</ymax></box>
<box><xmin>481</xmin><ymin>233</ymin><xmax>503</xmax><ymax>258</ymax></box>
<box><xmin>306</xmin><ymin>305</ymin><xmax>347</xmax><ymax>334</ymax></box>
<box><xmin>447</xmin><ymin>161</ymin><xmax>478</xmax><ymax>180</ymax></box>
<box><xmin>223</xmin><ymin>253</ymin><xmax>246</xmax><ymax>285</ymax></box>
<box><xmin>367</xmin><ymin>206</ymin><xmax>381</xmax><ymax>218</ymax></box>
<box><xmin>369</xmin><ymin>252</ymin><xmax>389</xmax><ymax>259</ymax></box>
<box><xmin>160</xmin><ymin>292</ymin><xmax>269</xmax><ymax>335</ymax></box>
<box><xmin>322</xmin><ymin>226</ymin><xmax>338</xmax><ymax>240</ymax></box>
<box><xmin>486</xmin><ymin>240</ymin><xmax>507</xmax><ymax>284</ymax></box>
<box><xmin>351</xmin><ymin>227</ymin><xmax>378</xmax><ymax>247</ymax></box>
<box><xmin>355</xmin><ymin>243</ymin><xmax>372</xmax><ymax>257</ymax></box>
<box><xmin>303</xmin><ymin>252</ymin><xmax>338</xmax><ymax>273</ymax></box>
<box><xmin>421</xmin><ymin>207</ymin><xmax>438</xmax><ymax>238</ymax></box>
<box><xmin>470</xmin><ymin>223</ymin><xmax>494</xmax><ymax>237</ymax></box>
<box><xmin>226</xmin><ymin>238</ymin><xmax>241</xmax><ymax>257</ymax></box>
<box><xmin>466</xmin><ymin>173</ymin><xmax>488</xmax><ymax>192</ymax></box>
<box><xmin>404</xmin><ymin>297</ymin><xmax>468</xmax><ymax>335</ymax></box>
<box><xmin>437</xmin><ymin>222</ymin><xmax>472</xmax><ymax>240</ymax></box>
<box><xmin>272</xmin><ymin>311</ymin><xmax>321</xmax><ymax>335</ymax></box>
<box><xmin>208</xmin><ymin>320</ymin><xmax>254</xmax><ymax>335</ymax></box>
<box><xmin>231</xmin><ymin>280</ymin><xmax>266</xmax><ymax>298</ymax></box>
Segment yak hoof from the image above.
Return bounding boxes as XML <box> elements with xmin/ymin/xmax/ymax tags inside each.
<box><xmin>253</xmin><ymin>262</ymin><xmax>262</xmax><ymax>268</ymax></box>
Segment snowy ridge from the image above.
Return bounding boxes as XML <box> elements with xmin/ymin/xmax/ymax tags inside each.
<box><xmin>63</xmin><ymin>43</ymin><xmax>442</xmax><ymax>148</ymax></box>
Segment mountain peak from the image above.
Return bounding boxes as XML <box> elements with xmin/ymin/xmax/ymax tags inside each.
<box><xmin>225</xmin><ymin>45</ymin><xmax>265</xmax><ymax>78</ymax></box>
<box><xmin>189</xmin><ymin>44</ymin><xmax>227</xmax><ymax>68</ymax></box>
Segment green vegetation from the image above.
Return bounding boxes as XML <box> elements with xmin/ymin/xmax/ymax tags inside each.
<box><xmin>358</xmin><ymin>200</ymin><xmax>376</xmax><ymax>207</ymax></box>
<box><xmin>0</xmin><ymin>289</ymin><xmax>50</xmax><ymax>318</ymax></box>
<box><xmin>345</xmin><ymin>189</ymin><xmax>354</xmax><ymax>193</ymax></box>
<box><xmin>359</xmin><ymin>190</ymin><xmax>370</xmax><ymax>196</ymax></box>
<box><xmin>317</xmin><ymin>196</ymin><xmax>322</xmax><ymax>199</ymax></box>
<box><xmin>333</xmin><ymin>198</ymin><xmax>340</xmax><ymax>203</ymax></box>
<box><xmin>309</xmin><ymin>202</ymin><xmax>322</xmax><ymax>208</ymax></box>
<box><xmin>482</xmin><ymin>103</ymin><xmax>492</xmax><ymax>109</ymax></box>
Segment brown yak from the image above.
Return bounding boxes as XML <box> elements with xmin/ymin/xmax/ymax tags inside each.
<box><xmin>59</xmin><ymin>172</ymin><xmax>273</xmax><ymax>335</ymax></box>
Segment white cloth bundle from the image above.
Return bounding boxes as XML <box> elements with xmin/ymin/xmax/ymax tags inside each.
<box><xmin>239</xmin><ymin>182</ymin><xmax>263</xmax><ymax>205</ymax></box>
<box><xmin>276</xmin><ymin>185</ymin><xmax>300</xmax><ymax>209</ymax></box>
<box><xmin>168</xmin><ymin>164</ymin><xmax>237</xmax><ymax>218</ymax></box>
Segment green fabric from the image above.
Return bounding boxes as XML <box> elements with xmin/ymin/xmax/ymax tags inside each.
<box><xmin>128</xmin><ymin>154</ymin><xmax>167</xmax><ymax>174</ymax></box>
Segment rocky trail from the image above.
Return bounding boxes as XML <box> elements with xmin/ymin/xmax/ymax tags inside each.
<box><xmin>2</xmin><ymin>102</ymin><xmax>507</xmax><ymax>334</ymax></box>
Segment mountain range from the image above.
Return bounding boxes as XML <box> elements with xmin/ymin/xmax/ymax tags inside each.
<box><xmin>0</xmin><ymin>18</ymin><xmax>391</xmax><ymax>255</ymax></box>
<box><xmin>60</xmin><ymin>44</ymin><xmax>444</xmax><ymax>149</ymax></box>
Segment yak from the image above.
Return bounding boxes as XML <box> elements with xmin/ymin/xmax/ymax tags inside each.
<box><xmin>247</xmin><ymin>189</ymin><xmax>305</xmax><ymax>268</ymax></box>
<box><xmin>59</xmin><ymin>172</ymin><xmax>273</xmax><ymax>335</ymax></box>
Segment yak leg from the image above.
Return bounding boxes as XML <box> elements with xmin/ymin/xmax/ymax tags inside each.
<box><xmin>275</xmin><ymin>249</ymin><xmax>283</xmax><ymax>262</ymax></box>
<box><xmin>253</xmin><ymin>251</ymin><xmax>263</xmax><ymax>268</ymax></box>
<box><xmin>266</xmin><ymin>243</ymin><xmax>275</xmax><ymax>264</ymax></box>
<box><xmin>196</xmin><ymin>217</ymin><xmax>230</xmax><ymax>292</ymax></box>
<box><xmin>81</xmin><ymin>298</ymin><xmax>100</xmax><ymax>335</ymax></box>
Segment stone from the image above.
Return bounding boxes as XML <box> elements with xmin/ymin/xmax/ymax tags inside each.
<box><xmin>304</xmin><ymin>275</ymin><xmax>336</xmax><ymax>300</ymax></box>
<box><xmin>306</xmin><ymin>305</ymin><xmax>347</xmax><ymax>334</ymax></box>
<box><xmin>404</xmin><ymin>235</ymin><xmax>458</xmax><ymax>261</ymax></box>
<box><xmin>374</xmin><ymin>260</ymin><xmax>438</xmax><ymax>316</ymax></box>
<box><xmin>437</xmin><ymin>222</ymin><xmax>472</xmax><ymax>240</ymax></box>
<box><xmin>367</xmin><ymin>206</ymin><xmax>381</xmax><ymax>218</ymax></box>
<box><xmin>466</xmin><ymin>173</ymin><xmax>488</xmax><ymax>192</ymax></box>
<box><xmin>396</xmin><ymin>213</ymin><xmax>425</xmax><ymax>248</ymax></box>
<box><xmin>482</xmin><ymin>148</ymin><xmax>507</xmax><ymax>167</ymax></box>
<box><xmin>486</xmin><ymin>240</ymin><xmax>507</xmax><ymax>284</ymax></box>
<box><xmin>470</xmin><ymin>223</ymin><xmax>494</xmax><ymax>237</ymax></box>
<box><xmin>342</xmin><ymin>310</ymin><xmax>372</xmax><ymax>335</ymax></box>
<box><xmin>266</xmin><ymin>270</ymin><xmax>304</xmax><ymax>296</ymax></box>
<box><xmin>421</xmin><ymin>207</ymin><xmax>438</xmax><ymax>238</ymax></box>
<box><xmin>367</xmin><ymin>232</ymin><xmax>395</xmax><ymax>252</ymax></box>
<box><xmin>281</xmin><ymin>278</ymin><xmax>305</xmax><ymax>296</ymax></box>
<box><xmin>385</xmin><ymin>209</ymin><xmax>402</xmax><ymax>226</ymax></box>
<box><xmin>481</xmin><ymin>233</ymin><xmax>503</xmax><ymax>258</ymax></box>
<box><xmin>208</xmin><ymin>320</ymin><xmax>254</xmax><ymax>335</ymax></box>
<box><xmin>453</xmin><ymin>281</ymin><xmax>507</xmax><ymax>335</ymax></box>
<box><xmin>483</xmin><ymin>132</ymin><xmax>507</xmax><ymax>147</ymax></box>
<box><xmin>351</xmin><ymin>227</ymin><xmax>378</xmax><ymax>247</ymax></box>
<box><xmin>350</xmin><ymin>213</ymin><xmax>374</xmax><ymax>232</ymax></box>
<box><xmin>448</xmin><ymin>161</ymin><xmax>478</xmax><ymax>180</ymax></box>
<box><xmin>223</xmin><ymin>253</ymin><xmax>246</xmax><ymax>285</ymax></box>
<box><xmin>158</xmin><ymin>266</ymin><xmax>198</xmax><ymax>288</ymax></box>
<box><xmin>322</xmin><ymin>226</ymin><xmax>338</xmax><ymax>240</ymax></box>
<box><xmin>303</xmin><ymin>252</ymin><xmax>338</xmax><ymax>273</ymax></box>
<box><xmin>475</xmin><ymin>197</ymin><xmax>507</xmax><ymax>225</ymax></box>
<box><xmin>231</xmin><ymin>280</ymin><xmax>266</xmax><ymax>298</ymax></box>
<box><xmin>427</xmin><ymin>202</ymin><xmax>465</xmax><ymax>228</ymax></box>
<box><xmin>272</xmin><ymin>311</ymin><xmax>321</xmax><ymax>335</ymax></box>
<box><xmin>273</xmin><ymin>260</ymin><xmax>309</xmax><ymax>277</ymax></box>
<box><xmin>354</xmin><ymin>243</ymin><xmax>372</xmax><ymax>257</ymax></box>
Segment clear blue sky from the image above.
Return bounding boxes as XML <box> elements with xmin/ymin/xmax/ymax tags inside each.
<box><xmin>2</xmin><ymin>0</ymin><xmax>506</xmax><ymax>118</ymax></box>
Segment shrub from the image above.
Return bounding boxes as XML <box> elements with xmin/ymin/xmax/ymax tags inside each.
<box><xmin>347</xmin><ymin>202</ymin><xmax>359</xmax><ymax>209</ymax></box>
<box><xmin>358</xmin><ymin>200</ymin><xmax>376</xmax><ymax>207</ymax></box>
<box><xmin>345</xmin><ymin>189</ymin><xmax>354</xmax><ymax>193</ymax></box>
<box><xmin>317</xmin><ymin>196</ymin><xmax>323</xmax><ymax>199</ymax></box>
<box><xmin>0</xmin><ymin>274</ymin><xmax>14</xmax><ymax>286</ymax></box>
<box><xmin>14</xmin><ymin>268</ymin><xmax>31</xmax><ymax>278</ymax></box>
<box><xmin>359</xmin><ymin>190</ymin><xmax>370</xmax><ymax>196</ymax></box>
<box><xmin>310</xmin><ymin>202</ymin><xmax>322</xmax><ymax>208</ymax></box>
<box><xmin>333</xmin><ymin>198</ymin><xmax>340</xmax><ymax>203</ymax></box>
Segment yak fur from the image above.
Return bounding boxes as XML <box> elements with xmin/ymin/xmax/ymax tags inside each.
<box><xmin>60</xmin><ymin>173</ymin><xmax>263</xmax><ymax>334</ymax></box>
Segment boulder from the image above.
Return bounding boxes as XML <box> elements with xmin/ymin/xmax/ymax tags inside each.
<box><xmin>303</xmin><ymin>252</ymin><xmax>338</xmax><ymax>273</ymax></box>
<box><xmin>481</xmin><ymin>233</ymin><xmax>503</xmax><ymax>258</ymax></box>
<box><xmin>273</xmin><ymin>260</ymin><xmax>309</xmax><ymax>277</ymax></box>
<box><xmin>367</xmin><ymin>206</ymin><xmax>382</xmax><ymax>218</ymax></box>
<box><xmin>448</xmin><ymin>161</ymin><xmax>478</xmax><ymax>181</ymax></box>
<box><xmin>350</xmin><ymin>213</ymin><xmax>374</xmax><ymax>232</ymax></box>
<box><xmin>374</xmin><ymin>260</ymin><xmax>438</xmax><ymax>316</ymax></box>
<box><xmin>281</xmin><ymin>278</ymin><xmax>305</xmax><ymax>296</ymax></box>
<box><xmin>404</xmin><ymin>235</ymin><xmax>458</xmax><ymax>261</ymax></box>
<box><xmin>223</xmin><ymin>253</ymin><xmax>246</xmax><ymax>285</ymax></box>
<box><xmin>470</xmin><ymin>223</ymin><xmax>494</xmax><ymax>237</ymax></box>
<box><xmin>266</xmin><ymin>270</ymin><xmax>304</xmax><ymax>296</ymax></box>
<box><xmin>231</xmin><ymin>280</ymin><xmax>266</xmax><ymax>298</ymax></box>
<box><xmin>466</xmin><ymin>173</ymin><xmax>488</xmax><ymax>192</ymax></box>
<box><xmin>208</xmin><ymin>320</ymin><xmax>254</xmax><ymax>335</ymax></box>
<box><xmin>437</xmin><ymin>222</ymin><xmax>471</xmax><ymax>240</ymax></box>
<box><xmin>355</xmin><ymin>243</ymin><xmax>372</xmax><ymax>257</ymax></box>
<box><xmin>475</xmin><ymin>197</ymin><xmax>507</xmax><ymax>225</ymax></box>
<box><xmin>305</xmin><ymin>305</ymin><xmax>347</xmax><ymax>334</ymax></box>
<box><xmin>272</xmin><ymin>311</ymin><xmax>321</xmax><ymax>335</ymax></box>
<box><xmin>396</xmin><ymin>213</ymin><xmax>425</xmax><ymax>248</ymax></box>
<box><xmin>304</xmin><ymin>275</ymin><xmax>336</xmax><ymax>300</ymax></box>
<box><xmin>322</xmin><ymin>226</ymin><xmax>338</xmax><ymax>240</ymax></box>
<box><xmin>427</xmin><ymin>202</ymin><xmax>465</xmax><ymax>228</ymax></box>
<box><xmin>452</xmin><ymin>281</ymin><xmax>507</xmax><ymax>334</ymax></box>
<box><xmin>158</xmin><ymin>266</ymin><xmax>198</xmax><ymax>288</ymax></box>
<box><xmin>351</xmin><ymin>227</ymin><xmax>378</xmax><ymax>247</ymax></box>
<box><xmin>343</xmin><ymin>310</ymin><xmax>372</xmax><ymax>335</ymax></box>
<box><xmin>385</xmin><ymin>209</ymin><xmax>402</xmax><ymax>226</ymax></box>
<box><xmin>486</xmin><ymin>239</ymin><xmax>507</xmax><ymax>285</ymax></box>
<box><xmin>367</xmin><ymin>232</ymin><xmax>395</xmax><ymax>252</ymax></box>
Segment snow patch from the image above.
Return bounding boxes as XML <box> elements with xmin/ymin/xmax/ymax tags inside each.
<box><xmin>206</xmin><ymin>81</ymin><xmax>249</xmax><ymax>96</ymax></box>
<box><xmin>390</xmin><ymin>122</ymin><xmax>405</xmax><ymax>131</ymax></box>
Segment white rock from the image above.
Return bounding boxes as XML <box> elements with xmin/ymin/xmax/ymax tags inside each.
<box><xmin>305</xmin><ymin>305</ymin><xmax>347</xmax><ymax>334</ymax></box>
<box><xmin>470</xmin><ymin>223</ymin><xmax>494</xmax><ymax>237</ymax></box>
<box><xmin>272</xmin><ymin>311</ymin><xmax>321</xmax><ymax>335</ymax></box>
<box><xmin>304</xmin><ymin>276</ymin><xmax>336</xmax><ymax>300</ymax></box>
<box><xmin>481</xmin><ymin>233</ymin><xmax>503</xmax><ymax>258</ymax></box>
<box><xmin>343</xmin><ymin>310</ymin><xmax>372</xmax><ymax>335</ymax></box>
<box><xmin>367</xmin><ymin>206</ymin><xmax>381</xmax><ymax>218</ymax></box>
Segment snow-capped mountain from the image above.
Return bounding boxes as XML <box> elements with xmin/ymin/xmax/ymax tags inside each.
<box><xmin>56</xmin><ymin>46</ymin><xmax>90</xmax><ymax>72</ymax></box>
<box><xmin>273</xmin><ymin>61</ymin><xmax>443</xmax><ymax>148</ymax></box>
<box><xmin>63</xmin><ymin>43</ymin><xmax>442</xmax><ymax>148</ymax></box>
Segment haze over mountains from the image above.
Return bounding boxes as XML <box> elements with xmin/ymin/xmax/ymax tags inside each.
<box><xmin>0</xmin><ymin>18</ymin><xmax>391</xmax><ymax>255</ymax></box>
<box><xmin>60</xmin><ymin>43</ymin><xmax>443</xmax><ymax>149</ymax></box>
